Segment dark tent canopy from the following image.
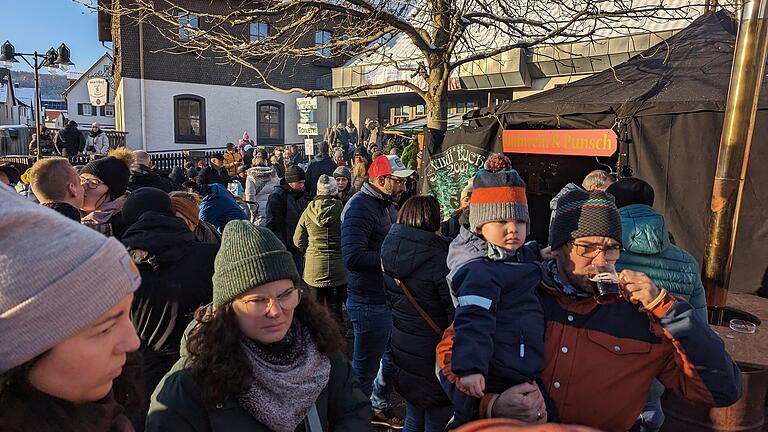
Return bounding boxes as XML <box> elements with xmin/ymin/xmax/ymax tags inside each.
<box><xmin>469</xmin><ymin>10</ymin><xmax>767</xmax><ymax>293</ymax></box>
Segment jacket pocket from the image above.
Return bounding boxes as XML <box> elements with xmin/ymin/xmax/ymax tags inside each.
<box><xmin>586</xmin><ymin>329</ymin><xmax>651</xmax><ymax>356</ymax></box>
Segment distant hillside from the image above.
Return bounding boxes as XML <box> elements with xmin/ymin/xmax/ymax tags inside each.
<box><xmin>10</xmin><ymin>71</ymin><xmax>69</xmax><ymax>100</ymax></box>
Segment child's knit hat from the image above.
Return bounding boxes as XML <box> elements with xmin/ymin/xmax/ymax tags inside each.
<box><xmin>469</xmin><ymin>169</ymin><xmax>528</xmax><ymax>233</ymax></box>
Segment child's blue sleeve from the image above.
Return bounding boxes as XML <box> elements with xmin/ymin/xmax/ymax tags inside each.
<box><xmin>517</xmin><ymin>241</ymin><xmax>542</xmax><ymax>262</ymax></box>
<box><xmin>451</xmin><ymin>262</ymin><xmax>501</xmax><ymax>377</ymax></box>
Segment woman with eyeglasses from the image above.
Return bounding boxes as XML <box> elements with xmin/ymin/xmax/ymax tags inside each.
<box><xmin>146</xmin><ymin>222</ymin><xmax>371</xmax><ymax>432</ymax></box>
<box><xmin>79</xmin><ymin>147</ymin><xmax>134</xmax><ymax>238</ymax></box>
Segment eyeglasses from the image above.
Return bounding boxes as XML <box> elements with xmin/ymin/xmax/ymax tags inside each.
<box><xmin>386</xmin><ymin>176</ymin><xmax>406</xmax><ymax>185</ymax></box>
<box><xmin>570</xmin><ymin>242</ymin><xmax>623</xmax><ymax>260</ymax></box>
<box><xmin>238</xmin><ymin>287</ymin><xmax>302</xmax><ymax>316</ymax></box>
<box><xmin>80</xmin><ymin>177</ymin><xmax>104</xmax><ymax>189</ymax></box>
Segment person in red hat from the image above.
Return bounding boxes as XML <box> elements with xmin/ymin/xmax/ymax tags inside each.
<box><xmin>340</xmin><ymin>154</ymin><xmax>413</xmax><ymax>429</ymax></box>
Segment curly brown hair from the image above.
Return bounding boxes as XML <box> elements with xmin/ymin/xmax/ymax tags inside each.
<box><xmin>186</xmin><ymin>289</ymin><xmax>345</xmax><ymax>406</ymax></box>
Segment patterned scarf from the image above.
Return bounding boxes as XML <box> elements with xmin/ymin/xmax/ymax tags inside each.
<box><xmin>545</xmin><ymin>260</ymin><xmax>592</xmax><ymax>299</ymax></box>
<box><xmin>237</xmin><ymin>323</ymin><xmax>331</xmax><ymax>432</ymax></box>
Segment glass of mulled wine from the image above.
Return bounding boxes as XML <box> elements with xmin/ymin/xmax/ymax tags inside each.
<box><xmin>587</xmin><ymin>264</ymin><xmax>622</xmax><ymax>304</ymax></box>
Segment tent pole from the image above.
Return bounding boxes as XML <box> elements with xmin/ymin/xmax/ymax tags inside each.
<box><xmin>702</xmin><ymin>0</ymin><xmax>768</xmax><ymax>307</ymax></box>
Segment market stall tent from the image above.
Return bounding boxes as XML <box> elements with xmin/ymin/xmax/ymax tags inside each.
<box><xmin>467</xmin><ymin>10</ymin><xmax>768</xmax><ymax>293</ymax></box>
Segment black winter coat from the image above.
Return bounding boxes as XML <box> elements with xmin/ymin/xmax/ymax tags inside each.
<box><xmin>381</xmin><ymin>224</ymin><xmax>454</xmax><ymax>408</ymax></box>
<box><xmin>266</xmin><ymin>184</ymin><xmax>309</xmax><ymax>252</ymax></box>
<box><xmin>121</xmin><ymin>212</ymin><xmax>216</xmax><ymax>403</ymax></box>
<box><xmin>128</xmin><ymin>165</ymin><xmax>182</xmax><ymax>193</ymax></box>
<box><xmin>340</xmin><ymin>182</ymin><xmax>397</xmax><ymax>304</ymax></box>
<box><xmin>146</xmin><ymin>351</ymin><xmax>372</xmax><ymax>432</ymax></box>
<box><xmin>305</xmin><ymin>154</ymin><xmax>338</xmax><ymax>198</ymax></box>
<box><xmin>55</xmin><ymin>124</ymin><xmax>86</xmax><ymax>156</ymax></box>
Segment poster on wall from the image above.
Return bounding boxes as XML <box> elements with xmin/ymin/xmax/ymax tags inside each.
<box><xmin>419</xmin><ymin>123</ymin><xmax>500</xmax><ymax>219</ymax></box>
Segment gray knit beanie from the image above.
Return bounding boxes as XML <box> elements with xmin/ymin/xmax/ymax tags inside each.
<box><xmin>333</xmin><ymin>165</ymin><xmax>352</xmax><ymax>181</ymax></box>
<box><xmin>316</xmin><ymin>174</ymin><xmax>338</xmax><ymax>197</ymax></box>
<box><xmin>212</xmin><ymin>221</ymin><xmax>301</xmax><ymax>307</ymax></box>
<box><xmin>0</xmin><ymin>186</ymin><xmax>141</xmax><ymax>373</ymax></box>
<box><xmin>469</xmin><ymin>170</ymin><xmax>529</xmax><ymax>233</ymax></box>
<box><xmin>549</xmin><ymin>189</ymin><xmax>623</xmax><ymax>250</ymax></box>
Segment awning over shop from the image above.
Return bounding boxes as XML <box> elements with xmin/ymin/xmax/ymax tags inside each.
<box><xmin>384</xmin><ymin>114</ymin><xmax>466</xmax><ymax>134</ymax></box>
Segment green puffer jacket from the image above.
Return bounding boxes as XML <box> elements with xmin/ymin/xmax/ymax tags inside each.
<box><xmin>615</xmin><ymin>204</ymin><xmax>707</xmax><ymax>406</ymax></box>
<box><xmin>615</xmin><ymin>204</ymin><xmax>706</xmax><ymax>320</ymax></box>
<box><xmin>146</xmin><ymin>350</ymin><xmax>371</xmax><ymax>432</ymax></box>
<box><xmin>293</xmin><ymin>196</ymin><xmax>347</xmax><ymax>288</ymax></box>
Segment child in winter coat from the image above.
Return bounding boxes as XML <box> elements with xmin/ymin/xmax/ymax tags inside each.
<box><xmin>441</xmin><ymin>170</ymin><xmax>546</xmax><ymax>427</ymax></box>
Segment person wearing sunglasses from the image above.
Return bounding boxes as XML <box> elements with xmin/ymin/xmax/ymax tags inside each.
<box><xmin>147</xmin><ymin>222</ymin><xmax>370</xmax><ymax>432</ymax></box>
<box><xmin>79</xmin><ymin>147</ymin><xmax>134</xmax><ymax>238</ymax></box>
<box><xmin>438</xmin><ymin>188</ymin><xmax>741</xmax><ymax>431</ymax></box>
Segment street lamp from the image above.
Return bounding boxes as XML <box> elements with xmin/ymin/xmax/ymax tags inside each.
<box><xmin>0</xmin><ymin>40</ymin><xmax>75</xmax><ymax>160</ymax></box>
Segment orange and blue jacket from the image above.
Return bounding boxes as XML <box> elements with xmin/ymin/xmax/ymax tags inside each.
<box><xmin>437</xmin><ymin>270</ymin><xmax>742</xmax><ymax>432</ymax></box>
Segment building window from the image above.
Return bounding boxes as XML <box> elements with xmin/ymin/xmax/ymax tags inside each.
<box><xmin>78</xmin><ymin>103</ymin><xmax>97</xmax><ymax>116</ymax></box>
<box><xmin>174</xmin><ymin>94</ymin><xmax>206</xmax><ymax>144</ymax></box>
<box><xmin>104</xmin><ymin>105</ymin><xmax>114</xmax><ymax>117</ymax></box>
<box><xmin>416</xmin><ymin>104</ymin><xmax>425</xmax><ymax>115</ymax></box>
<box><xmin>337</xmin><ymin>101</ymin><xmax>347</xmax><ymax>125</ymax></box>
<box><xmin>250</xmin><ymin>22</ymin><xmax>269</xmax><ymax>42</ymax></box>
<box><xmin>257</xmin><ymin>101</ymin><xmax>284</xmax><ymax>145</ymax></box>
<box><xmin>178</xmin><ymin>13</ymin><xmax>199</xmax><ymax>41</ymax></box>
<box><xmin>315</xmin><ymin>30</ymin><xmax>332</xmax><ymax>57</ymax></box>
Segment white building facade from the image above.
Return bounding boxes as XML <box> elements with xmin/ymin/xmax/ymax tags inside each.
<box><xmin>64</xmin><ymin>54</ymin><xmax>116</xmax><ymax>129</ymax></box>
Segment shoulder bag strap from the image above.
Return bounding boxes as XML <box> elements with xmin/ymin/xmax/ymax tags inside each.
<box><xmin>394</xmin><ymin>277</ymin><xmax>443</xmax><ymax>336</ymax></box>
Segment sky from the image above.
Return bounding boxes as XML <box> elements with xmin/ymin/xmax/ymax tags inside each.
<box><xmin>2</xmin><ymin>0</ymin><xmax>106</xmax><ymax>73</ymax></box>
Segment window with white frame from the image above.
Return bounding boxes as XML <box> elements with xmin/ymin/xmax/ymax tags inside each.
<box><xmin>178</xmin><ymin>12</ymin><xmax>199</xmax><ymax>41</ymax></box>
<box><xmin>104</xmin><ymin>105</ymin><xmax>114</xmax><ymax>117</ymax></box>
<box><xmin>250</xmin><ymin>22</ymin><xmax>269</xmax><ymax>42</ymax></box>
<box><xmin>78</xmin><ymin>103</ymin><xmax>97</xmax><ymax>116</ymax></box>
<box><xmin>315</xmin><ymin>30</ymin><xmax>332</xmax><ymax>57</ymax></box>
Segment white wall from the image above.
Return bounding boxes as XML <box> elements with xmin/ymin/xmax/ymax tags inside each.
<box><xmin>118</xmin><ymin>78</ymin><xmax>329</xmax><ymax>152</ymax></box>
<box><xmin>65</xmin><ymin>57</ymin><xmax>116</xmax><ymax>129</ymax></box>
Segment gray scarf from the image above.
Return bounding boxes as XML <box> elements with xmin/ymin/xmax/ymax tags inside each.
<box><xmin>237</xmin><ymin>323</ymin><xmax>331</xmax><ymax>432</ymax></box>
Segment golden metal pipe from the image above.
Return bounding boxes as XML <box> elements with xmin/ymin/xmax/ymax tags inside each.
<box><xmin>703</xmin><ymin>0</ymin><xmax>768</xmax><ymax>306</ymax></box>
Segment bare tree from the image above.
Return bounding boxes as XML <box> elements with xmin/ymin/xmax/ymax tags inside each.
<box><xmin>88</xmin><ymin>0</ymin><xmax>704</xmax><ymax>131</ymax></box>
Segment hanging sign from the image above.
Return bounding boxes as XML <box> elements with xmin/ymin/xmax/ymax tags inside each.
<box><xmin>297</xmin><ymin>123</ymin><xmax>319</xmax><ymax>135</ymax></box>
<box><xmin>304</xmin><ymin>138</ymin><xmax>315</xmax><ymax>156</ymax></box>
<box><xmin>87</xmin><ymin>78</ymin><xmax>109</xmax><ymax>106</ymax></box>
<box><xmin>502</xmin><ymin>129</ymin><xmax>618</xmax><ymax>157</ymax></box>
<box><xmin>296</xmin><ymin>97</ymin><xmax>318</xmax><ymax>110</ymax></box>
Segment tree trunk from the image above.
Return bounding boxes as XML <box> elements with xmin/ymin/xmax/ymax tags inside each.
<box><xmin>424</xmin><ymin>61</ymin><xmax>449</xmax><ymax>131</ymax></box>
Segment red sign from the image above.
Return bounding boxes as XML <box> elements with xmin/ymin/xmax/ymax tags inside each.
<box><xmin>502</xmin><ymin>129</ymin><xmax>618</xmax><ymax>157</ymax></box>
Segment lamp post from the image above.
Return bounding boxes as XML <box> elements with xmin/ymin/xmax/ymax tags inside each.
<box><xmin>0</xmin><ymin>41</ymin><xmax>74</xmax><ymax>161</ymax></box>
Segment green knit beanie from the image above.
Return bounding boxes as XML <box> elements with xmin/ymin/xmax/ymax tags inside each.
<box><xmin>212</xmin><ymin>221</ymin><xmax>301</xmax><ymax>307</ymax></box>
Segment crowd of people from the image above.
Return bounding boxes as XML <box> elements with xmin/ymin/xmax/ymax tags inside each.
<box><xmin>0</xmin><ymin>128</ymin><xmax>746</xmax><ymax>432</ymax></box>
<box><xmin>28</xmin><ymin>121</ymin><xmax>111</xmax><ymax>157</ymax></box>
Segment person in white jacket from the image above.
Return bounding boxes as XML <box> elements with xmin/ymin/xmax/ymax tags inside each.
<box><xmin>86</xmin><ymin>122</ymin><xmax>110</xmax><ymax>155</ymax></box>
<box><xmin>244</xmin><ymin>156</ymin><xmax>280</xmax><ymax>226</ymax></box>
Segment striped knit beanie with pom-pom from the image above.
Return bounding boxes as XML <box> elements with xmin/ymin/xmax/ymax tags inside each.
<box><xmin>549</xmin><ymin>189</ymin><xmax>622</xmax><ymax>250</ymax></box>
<box><xmin>469</xmin><ymin>169</ymin><xmax>528</xmax><ymax>233</ymax></box>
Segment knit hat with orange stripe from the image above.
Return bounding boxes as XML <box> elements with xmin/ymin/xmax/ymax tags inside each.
<box><xmin>469</xmin><ymin>169</ymin><xmax>528</xmax><ymax>233</ymax></box>
<box><xmin>549</xmin><ymin>189</ymin><xmax>622</xmax><ymax>250</ymax></box>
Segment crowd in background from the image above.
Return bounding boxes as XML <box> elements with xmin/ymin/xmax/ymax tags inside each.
<box><xmin>0</xmin><ymin>122</ymin><xmax>748</xmax><ymax>432</ymax></box>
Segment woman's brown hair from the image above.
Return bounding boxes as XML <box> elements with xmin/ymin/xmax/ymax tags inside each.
<box><xmin>351</xmin><ymin>159</ymin><xmax>368</xmax><ymax>178</ymax></box>
<box><xmin>186</xmin><ymin>289</ymin><xmax>344</xmax><ymax>406</ymax></box>
<box><xmin>397</xmin><ymin>195</ymin><xmax>441</xmax><ymax>233</ymax></box>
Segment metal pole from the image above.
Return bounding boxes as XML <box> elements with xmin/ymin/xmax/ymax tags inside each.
<box><xmin>703</xmin><ymin>0</ymin><xmax>768</xmax><ymax>307</ymax></box>
<box><xmin>33</xmin><ymin>52</ymin><xmax>42</xmax><ymax>161</ymax></box>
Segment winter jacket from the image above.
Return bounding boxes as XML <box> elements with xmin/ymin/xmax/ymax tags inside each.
<box><xmin>441</xmin><ymin>227</ymin><xmax>545</xmax><ymax>425</ymax></box>
<box><xmin>198</xmin><ymin>183</ymin><xmax>248</xmax><ymax>232</ymax></box>
<box><xmin>121</xmin><ymin>212</ymin><xmax>216</xmax><ymax>404</ymax></box>
<box><xmin>338</xmin><ymin>188</ymin><xmax>355</xmax><ymax>206</ymax></box>
<box><xmin>244</xmin><ymin>166</ymin><xmax>280</xmax><ymax>225</ymax></box>
<box><xmin>146</xmin><ymin>350</ymin><xmax>372</xmax><ymax>432</ymax></box>
<box><xmin>615</xmin><ymin>204</ymin><xmax>706</xmax><ymax>321</ymax></box>
<box><xmin>340</xmin><ymin>182</ymin><xmax>397</xmax><ymax>305</ymax></box>
<box><xmin>438</xmin><ymin>263</ymin><xmax>743</xmax><ymax>432</ymax></box>
<box><xmin>305</xmin><ymin>154</ymin><xmax>338</xmax><ymax>198</ymax></box>
<box><xmin>266</xmin><ymin>184</ymin><xmax>310</xmax><ymax>252</ymax></box>
<box><xmin>86</xmin><ymin>130</ymin><xmax>110</xmax><ymax>154</ymax></box>
<box><xmin>332</xmin><ymin>128</ymin><xmax>350</xmax><ymax>149</ymax></box>
<box><xmin>381</xmin><ymin>224</ymin><xmax>454</xmax><ymax>409</ymax></box>
<box><xmin>351</xmin><ymin>174</ymin><xmax>368</xmax><ymax>193</ymax></box>
<box><xmin>54</xmin><ymin>124</ymin><xmax>85</xmax><ymax>156</ymax></box>
<box><xmin>293</xmin><ymin>196</ymin><xmax>346</xmax><ymax>288</ymax></box>
<box><xmin>615</xmin><ymin>203</ymin><xmax>708</xmax><ymax>409</ymax></box>
<box><xmin>128</xmin><ymin>165</ymin><xmax>181</xmax><ymax>193</ymax></box>
<box><xmin>28</xmin><ymin>131</ymin><xmax>56</xmax><ymax>156</ymax></box>
<box><xmin>223</xmin><ymin>150</ymin><xmax>242</xmax><ymax>177</ymax></box>
<box><xmin>194</xmin><ymin>221</ymin><xmax>222</xmax><ymax>245</ymax></box>
<box><xmin>440</xmin><ymin>208</ymin><xmax>470</xmax><ymax>240</ymax></box>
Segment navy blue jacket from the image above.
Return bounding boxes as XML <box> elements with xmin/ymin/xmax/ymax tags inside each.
<box><xmin>341</xmin><ymin>182</ymin><xmax>397</xmax><ymax>304</ymax></box>
<box><xmin>305</xmin><ymin>153</ymin><xmax>339</xmax><ymax>198</ymax></box>
<box><xmin>381</xmin><ymin>224</ymin><xmax>454</xmax><ymax>409</ymax></box>
<box><xmin>198</xmin><ymin>183</ymin><xmax>247</xmax><ymax>232</ymax></box>
<box><xmin>446</xmin><ymin>227</ymin><xmax>545</xmax><ymax>424</ymax></box>
<box><xmin>265</xmin><ymin>184</ymin><xmax>309</xmax><ymax>252</ymax></box>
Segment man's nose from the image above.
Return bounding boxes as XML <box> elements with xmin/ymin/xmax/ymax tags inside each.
<box><xmin>591</xmin><ymin>251</ymin><xmax>609</xmax><ymax>266</ymax></box>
